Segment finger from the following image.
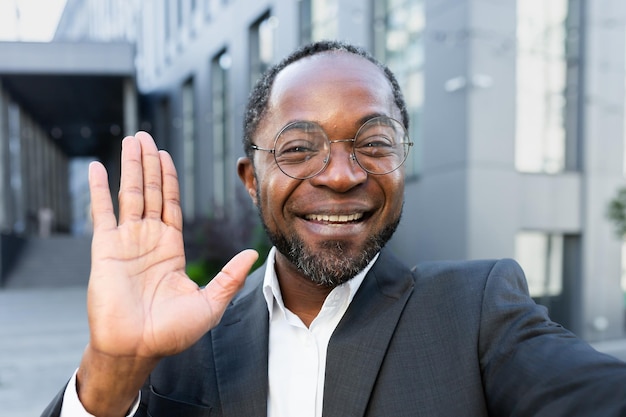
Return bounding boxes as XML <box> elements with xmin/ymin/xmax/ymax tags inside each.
<box><xmin>159</xmin><ymin>150</ymin><xmax>182</xmax><ymax>231</ymax></box>
<box><xmin>136</xmin><ymin>132</ymin><xmax>163</xmax><ymax>220</ymax></box>
<box><xmin>88</xmin><ymin>161</ymin><xmax>116</xmax><ymax>231</ymax></box>
<box><xmin>202</xmin><ymin>249</ymin><xmax>259</xmax><ymax>313</ymax></box>
<box><xmin>118</xmin><ymin>136</ymin><xmax>144</xmax><ymax>224</ymax></box>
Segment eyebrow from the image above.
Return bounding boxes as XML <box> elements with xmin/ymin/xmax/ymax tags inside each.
<box><xmin>273</xmin><ymin>113</ymin><xmax>399</xmax><ymax>144</ymax></box>
<box><xmin>356</xmin><ymin>113</ymin><xmax>390</xmax><ymax>127</ymax></box>
<box><xmin>281</xmin><ymin>113</ymin><xmax>392</xmax><ymax>130</ymax></box>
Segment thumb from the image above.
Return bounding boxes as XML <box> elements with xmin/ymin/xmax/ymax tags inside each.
<box><xmin>201</xmin><ymin>249</ymin><xmax>259</xmax><ymax>311</ymax></box>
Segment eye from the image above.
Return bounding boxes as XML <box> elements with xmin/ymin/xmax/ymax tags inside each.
<box><xmin>278</xmin><ymin>139</ymin><xmax>318</xmax><ymax>154</ymax></box>
<box><xmin>275</xmin><ymin>135</ymin><xmax>325</xmax><ymax>166</ymax></box>
<box><xmin>359</xmin><ymin>134</ymin><xmax>394</xmax><ymax>148</ymax></box>
<box><xmin>355</xmin><ymin>132</ymin><xmax>397</xmax><ymax>157</ymax></box>
<box><xmin>275</xmin><ymin>122</ymin><xmax>327</xmax><ymax>160</ymax></box>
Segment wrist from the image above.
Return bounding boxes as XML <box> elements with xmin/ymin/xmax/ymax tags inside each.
<box><xmin>76</xmin><ymin>344</ymin><xmax>158</xmax><ymax>417</ymax></box>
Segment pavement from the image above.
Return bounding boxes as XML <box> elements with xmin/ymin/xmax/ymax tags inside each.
<box><xmin>0</xmin><ymin>286</ymin><xmax>88</xmax><ymax>417</ymax></box>
<box><xmin>1</xmin><ymin>284</ymin><xmax>626</xmax><ymax>417</ymax></box>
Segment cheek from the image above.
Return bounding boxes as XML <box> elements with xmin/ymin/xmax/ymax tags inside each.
<box><xmin>256</xmin><ymin>172</ymin><xmax>294</xmax><ymax>222</ymax></box>
<box><xmin>382</xmin><ymin>174</ymin><xmax>405</xmax><ymax>213</ymax></box>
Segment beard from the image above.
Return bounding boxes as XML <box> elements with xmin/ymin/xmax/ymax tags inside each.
<box><xmin>258</xmin><ymin>203</ymin><xmax>402</xmax><ymax>288</ymax></box>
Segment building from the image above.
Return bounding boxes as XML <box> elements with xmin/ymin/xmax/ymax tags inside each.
<box><xmin>132</xmin><ymin>0</ymin><xmax>626</xmax><ymax>343</ymax></box>
<box><xmin>2</xmin><ymin>0</ymin><xmax>625</xmax><ymax>344</ymax></box>
<box><xmin>0</xmin><ymin>1</ymin><xmax>138</xmax><ymax>283</ymax></box>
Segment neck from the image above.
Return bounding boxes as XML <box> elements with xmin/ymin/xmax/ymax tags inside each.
<box><xmin>274</xmin><ymin>251</ymin><xmax>333</xmax><ymax>327</ymax></box>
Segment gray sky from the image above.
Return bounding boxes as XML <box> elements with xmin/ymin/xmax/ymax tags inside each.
<box><xmin>0</xmin><ymin>0</ymin><xmax>67</xmax><ymax>41</ymax></box>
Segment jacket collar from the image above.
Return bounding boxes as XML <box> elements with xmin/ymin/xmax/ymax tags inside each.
<box><xmin>322</xmin><ymin>247</ymin><xmax>415</xmax><ymax>417</ymax></box>
<box><xmin>211</xmin><ymin>265</ymin><xmax>269</xmax><ymax>416</ymax></box>
<box><xmin>211</xmin><ymin>247</ymin><xmax>415</xmax><ymax>417</ymax></box>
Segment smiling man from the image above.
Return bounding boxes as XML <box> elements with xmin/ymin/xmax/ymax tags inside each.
<box><xmin>238</xmin><ymin>48</ymin><xmax>407</xmax><ymax>318</ymax></box>
<box><xmin>43</xmin><ymin>41</ymin><xmax>626</xmax><ymax>417</ymax></box>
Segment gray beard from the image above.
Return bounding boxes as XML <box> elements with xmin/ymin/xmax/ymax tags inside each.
<box><xmin>259</xmin><ymin>208</ymin><xmax>401</xmax><ymax>288</ymax></box>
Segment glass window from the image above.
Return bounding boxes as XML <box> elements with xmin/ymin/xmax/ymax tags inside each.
<box><xmin>299</xmin><ymin>0</ymin><xmax>338</xmax><ymax>44</ymax></box>
<box><xmin>622</xmin><ymin>241</ymin><xmax>626</xmax><ymax>309</ymax></box>
<box><xmin>515</xmin><ymin>231</ymin><xmax>564</xmax><ymax>298</ymax></box>
<box><xmin>177</xmin><ymin>0</ymin><xmax>184</xmax><ymax>28</ymax></box>
<box><xmin>204</xmin><ymin>0</ymin><xmax>219</xmax><ymax>21</ymax></box>
<box><xmin>211</xmin><ymin>50</ymin><xmax>231</xmax><ymax>217</ymax></box>
<box><xmin>249</xmin><ymin>11</ymin><xmax>278</xmax><ymax>88</ymax></box>
<box><xmin>622</xmin><ymin>28</ymin><xmax>626</xmax><ymax>176</ymax></box>
<box><xmin>182</xmin><ymin>79</ymin><xmax>196</xmax><ymax>219</ymax></box>
<box><xmin>0</xmin><ymin>93</ymin><xmax>6</xmax><ymax>230</ymax></box>
<box><xmin>7</xmin><ymin>102</ymin><xmax>24</xmax><ymax>233</ymax></box>
<box><xmin>516</xmin><ymin>0</ymin><xmax>570</xmax><ymax>173</ymax></box>
<box><xmin>164</xmin><ymin>1</ymin><xmax>171</xmax><ymax>41</ymax></box>
<box><xmin>373</xmin><ymin>0</ymin><xmax>424</xmax><ymax>178</ymax></box>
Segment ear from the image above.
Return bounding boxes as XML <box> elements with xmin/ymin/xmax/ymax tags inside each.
<box><xmin>237</xmin><ymin>157</ymin><xmax>258</xmax><ymax>206</ymax></box>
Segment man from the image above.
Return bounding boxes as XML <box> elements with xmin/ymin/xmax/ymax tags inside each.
<box><xmin>43</xmin><ymin>41</ymin><xmax>626</xmax><ymax>417</ymax></box>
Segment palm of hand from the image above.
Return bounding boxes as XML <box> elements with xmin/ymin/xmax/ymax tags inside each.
<box><xmin>86</xmin><ymin>133</ymin><xmax>257</xmax><ymax>361</ymax></box>
<box><xmin>88</xmin><ymin>218</ymin><xmax>201</xmax><ymax>359</ymax></box>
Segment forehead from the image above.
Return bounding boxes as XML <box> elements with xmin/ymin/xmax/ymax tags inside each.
<box><xmin>265</xmin><ymin>52</ymin><xmax>397</xmax><ymax>128</ymax></box>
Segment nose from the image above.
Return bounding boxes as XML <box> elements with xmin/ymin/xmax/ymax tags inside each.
<box><xmin>309</xmin><ymin>140</ymin><xmax>367</xmax><ymax>191</ymax></box>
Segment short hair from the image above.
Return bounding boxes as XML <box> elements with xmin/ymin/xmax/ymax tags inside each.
<box><xmin>243</xmin><ymin>40</ymin><xmax>409</xmax><ymax>158</ymax></box>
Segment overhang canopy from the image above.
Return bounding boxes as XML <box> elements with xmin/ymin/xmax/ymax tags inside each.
<box><xmin>0</xmin><ymin>41</ymin><xmax>136</xmax><ymax>158</ymax></box>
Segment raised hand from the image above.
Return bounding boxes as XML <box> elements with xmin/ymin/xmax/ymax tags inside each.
<box><xmin>76</xmin><ymin>132</ymin><xmax>258</xmax><ymax>416</ymax></box>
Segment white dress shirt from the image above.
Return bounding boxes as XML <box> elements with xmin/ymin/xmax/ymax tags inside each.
<box><xmin>59</xmin><ymin>247</ymin><xmax>377</xmax><ymax>417</ymax></box>
<box><xmin>263</xmin><ymin>247</ymin><xmax>374</xmax><ymax>417</ymax></box>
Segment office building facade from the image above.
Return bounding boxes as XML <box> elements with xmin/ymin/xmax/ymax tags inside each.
<box><xmin>1</xmin><ymin>0</ymin><xmax>620</xmax><ymax>342</ymax></box>
<box><xmin>130</xmin><ymin>0</ymin><xmax>626</xmax><ymax>342</ymax></box>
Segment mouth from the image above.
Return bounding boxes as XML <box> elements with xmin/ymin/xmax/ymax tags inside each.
<box><xmin>304</xmin><ymin>212</ymin><xmax>365</xmax><ymax>224</ymax></box>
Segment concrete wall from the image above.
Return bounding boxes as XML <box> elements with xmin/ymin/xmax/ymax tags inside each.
<box><xmin>387</xmin><ymin>0</ymin><xmax>626</xmax><ymax>341</ymax></box>
<box><xmin>578</xmin><ymin>0</ymin><xmax>626</xmax><ymax>340</ymax></box>
<box><xmin>135</xmin><ymin>0</ymin><xmax>626</xmax><ymax>342</ymax></box>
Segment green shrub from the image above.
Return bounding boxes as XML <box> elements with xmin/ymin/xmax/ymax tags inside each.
<box><xmin>183</xmin><ymin>192</ymin><xmax>271</xmax><ymax>287</ymax></box>
<box><xmin>607</xmin><ymin>187</ymin><xmax>626</xmax><ymax>237</ymax></box>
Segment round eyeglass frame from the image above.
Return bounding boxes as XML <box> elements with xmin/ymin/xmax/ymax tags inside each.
<box><xmin>250</xmin><ymin>116</ymin><xmax>413</xmax><ymax>180</ymax></box>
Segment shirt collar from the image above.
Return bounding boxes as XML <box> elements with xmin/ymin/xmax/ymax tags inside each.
<box><xmin>262</xmin><ymin>246</ymin><xmax>379</xmax><ymax>320</ymax></box>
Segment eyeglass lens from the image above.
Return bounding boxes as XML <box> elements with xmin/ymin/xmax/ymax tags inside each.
<box><xmin>273</xmin><ymin>116</ymin><xmax>410</xmax><ymax>179</ymax></box>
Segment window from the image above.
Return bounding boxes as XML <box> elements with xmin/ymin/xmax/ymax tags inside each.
<box><xmin>622</xmin><ymin>242</ymin><xmax>626</xmax><ymax>309</ymax></box>
<box><xmin>373</xmin><ymin>0</ymin><xmax>424</xmax><ymax>178</ymax></box>
<box><xmin>249</xmin><ymin>11</ymin><xmax>278</xmax><ymax>88</ymax></box>
<box><xmin>164</xmin><ymin>1</ymin><xmax>171</xmax><ymax>41</ymax></box>
<box><xmin>299</xmin><ymin>0</ymin><xmax>338</xmax><ymax>44</ymax></box>
<box><xmin>211</xmin><ymin>50</ymin><xmax>231</xmax><ymax>217</ymax></box>
<box><xmin>622</xmin><ymin>27</ymin><xmax>626</xmax><ymax>176</ymax></box>
<box><xmin>515</xmin><ymin>231</ymin><xmax>564</xmax><ymax>298</ymax></box>
<box><xmin>182</xmin><ymin>79</ymin><xmax>196</xmax><ymax>219</ymax></box>
<box><xmin>204</xmin><ymin>0</ymin><xmax>219</xmax><ymax>20</ymax></box>
<box><xmin>177</xmin><ymin>0</ymin><xmax>184</xmax><ymax>28</ymax></box>
<box><xmin>7</xmin><ymin>102</ymin><xmax>24</xmax><ymax>233</ymax></box>
<box><xmin>0</xmin><ymin>93</ymin><xmax>8</xmax><ymax>229</ymax></box>
<box><xmin>515</xmin><ymin>0</ymin><xmax>579</xmax><ymax>173</ymax></box>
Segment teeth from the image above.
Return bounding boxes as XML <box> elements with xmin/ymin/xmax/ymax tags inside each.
<box><xmin>306</xmin><ymin>213</ymin><xmax>363</xmax><ymax>222</ymax></box>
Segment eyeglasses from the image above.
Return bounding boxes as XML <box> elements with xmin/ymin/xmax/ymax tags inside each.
<box><xmin>250</xmin><ymin>116</ymin><xmax>413</xmax><ymax>180</ymax></box>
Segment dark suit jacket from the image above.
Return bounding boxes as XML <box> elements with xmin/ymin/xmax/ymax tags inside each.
<box><xmin>42</xmin><ymin>248</ymin><xmax>626</xmax><ymax>416</ymax></box>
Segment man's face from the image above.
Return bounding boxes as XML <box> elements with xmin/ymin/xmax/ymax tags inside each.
<box><xmin>239</xmin><ymin>52</ymin><xmax>405</xmax><ymax>287</ymax></box>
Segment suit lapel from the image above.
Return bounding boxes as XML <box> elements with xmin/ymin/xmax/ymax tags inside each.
<box><xmin>322</xmin><ymin>248</ymin><xmax>415</xmax><ymax>417</ymax></box>
<box><xmin>210</xmin><ymin>250</ymin><xmax>414</xmax><ymax>417</ymax></box>
<box><xmin>211</xmin><ymin>267</ymin><xmax>269</xmax><ymax>417</ymax></box>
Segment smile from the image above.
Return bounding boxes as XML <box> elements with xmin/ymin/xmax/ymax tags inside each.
<box><xmin>304</xmin><ymin>213</ymin><xmax>364</xmax><ymax>223</ymax></box>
